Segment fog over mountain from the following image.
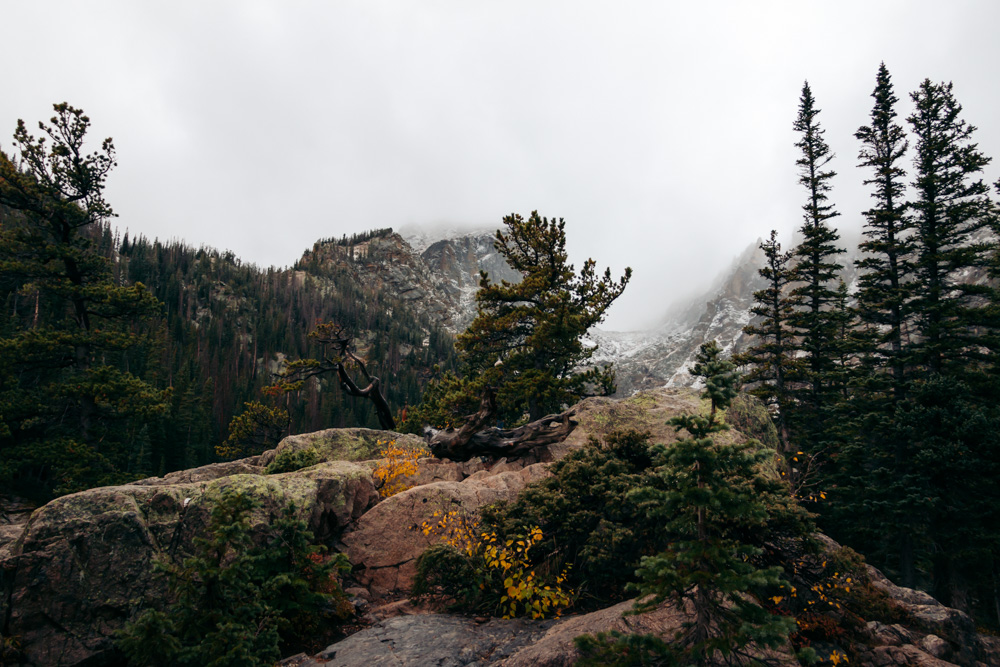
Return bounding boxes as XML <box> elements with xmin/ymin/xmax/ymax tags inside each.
<box><xmin>3</xmin><ymin>2</ymin><xmax>1000</xmax><ymax>330</ymax></box>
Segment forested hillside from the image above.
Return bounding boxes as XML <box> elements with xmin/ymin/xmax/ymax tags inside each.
<box><xmin>0</xmin><ymin>110</ymin><xmax>456</xmax><ymax>500</ymax></box>
<box><xmin>116</xmin><ymin>229</ymin><xmax>457</xmax><ymax>465</ymax></box>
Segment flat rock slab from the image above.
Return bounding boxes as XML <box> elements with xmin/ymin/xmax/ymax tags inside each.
<box><xmin>298</xmin><ymin>614</ymin><xmax>556</xmax><ymax>666</ymax></box>
<box><xmin>296</xmin><ymin>599</ymin><xmax>798</xmax><ymax>667</ymax></box>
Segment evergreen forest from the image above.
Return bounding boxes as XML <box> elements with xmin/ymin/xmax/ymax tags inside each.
<box><xmin>735</xmin><ymin>66</ymin><xmax>1000</xmax><ymax>629</ymax></box>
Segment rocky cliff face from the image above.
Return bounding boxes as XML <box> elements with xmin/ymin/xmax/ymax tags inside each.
<box><xmin>299</xmin><ymin>229</ymin><xmax>521</xmax><ymax>333</ymax></box>
<box><xmin>587</xmin><ymin>239</ymin><xmax>771</xmax><ymax>395</ymax></box>
<box><xmin>418</xmin><ymin>232</ymin><xmax>522</xmax><ymax>331</ymax></box>
<box><xmin>591</xmin><ymin>229</ymin><xmax>875</xmax><ymax>395</ymax></box>
<box><xmin>298</xmin><ymin>226</ymin><xmax>782</xmax><ymax>394</ymax></box>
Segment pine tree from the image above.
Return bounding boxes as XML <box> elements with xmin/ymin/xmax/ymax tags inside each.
<box><xmin>0</xmin><ymin>104</ymin><xmax>169</xmax><ymax>498</ymax></box>
<box><xmin>588</xmin><ymin>341</ymin><xmax>800</xmax><ymax>665</ymax></box>
<box><xmin>854</xmin><ymin>63</ymin><xmax>915</xmax><ymax>399</ymax></box>
<box><xmin>117</xmin><ymin>488</ymin><xmax>351</xmax><ymax>666</ymax></box>
<box><xmin>885</xmin><ymin>377</ymin><xmax>1000</xmax><ymax>612</ymax></box>
<box><xmin>836</xmin><ymin>65</ymin><xmax>921</xmax><ymax>586</ymax></box>
<box><xmin>450</xmin><ymin>211</ymin><xmax>631</xmax><ymax>425</ymax></box>
<box><xmin>900</xmin><ymin>78</ymin><xmax>999</xmax><ymax>615</ymax></box>
<box><xmin>734</xmin><ymin>230</ymin><xmax>801</xmax><ymax>453</ymax></box>
<box><xmin>906</xmin><ymin>79</ymin><xmax>995</xmax><ymax>377</ymax></box>
<box><xmin>787</xmin><ymin>81</ymin><xmax>846</xmax><ymax>451</ymax></box>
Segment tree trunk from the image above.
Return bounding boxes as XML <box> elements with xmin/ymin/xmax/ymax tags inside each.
<box><xmin>336</xmin><ymin>364</ymin><xmax>395</xmax><ymax>430</ymax></box>
<box><xmin>425</xmin><ymin>406</ymin><xmax>577</xmax><ymax>461</ymax></box>
<box><xmin>899</xmin><ymin>531</ymin><xmax>915</xmax><ymax>589</ymax></box>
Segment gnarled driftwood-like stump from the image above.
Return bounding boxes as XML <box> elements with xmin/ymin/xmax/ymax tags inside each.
<box><xmin>425</xmin><ymin>408</ymin><xmax>577</xmax><ymax>461</ymax></box>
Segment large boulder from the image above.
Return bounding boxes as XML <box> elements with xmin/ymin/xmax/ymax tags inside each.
<box><xmin>260</xmin><ymin>428</ymin><xmax>427</xmax><ymax>468</ymax></box>
<box><xmin>342</xmin><ymin>464</ymin><xmax>551</xmax><ymax>595</ymax></box>
<box><xmin>287</xmin><ymin>614</ymin><xmax>557</xmax><ymax>667</ymax></box>
<box><xmin>0</xmin><ymin>461</ymin><xmax>377</xmax><ymax>666</ymax></box>
<box><xmin>862</xmin><ymin>564</ymin><xmax>992</xmax><ymax>666</ymax></box>
<box><xmin>128</xmin><ymin>457</ymin><xmax>266</xmax><ymax>485</ymax></box>
<box><xmin>496</xmin><ymin>598</ymin><xmax>798</xmax><ymax>667</ymax></box>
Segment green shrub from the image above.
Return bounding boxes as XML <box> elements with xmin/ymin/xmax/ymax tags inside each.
<box><xmin>413</xmin><ymin>543</ymin><xmax>478</xmax><ymax>606</ymax></box>
<box><xmin>481</xmin><ymin>429</ymin><xmax>669</xmax><ymax>606</ymax></box>
<box><xmin>117</xmin><ymin>488</ymin><xmax>351</xmax><ymax>666</ymax></box>
<box><xmin>265</xmin><ymin>446</ymin><xmax>323</xmax><ymax>474</ymax></box>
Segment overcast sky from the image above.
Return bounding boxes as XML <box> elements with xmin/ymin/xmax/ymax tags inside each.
<box><xmin>4</xmin><ymin>1</ymin><xmax>999</xmax><ymax>330</ymax></box>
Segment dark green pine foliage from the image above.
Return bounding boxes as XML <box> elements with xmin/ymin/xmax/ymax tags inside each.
<box><xmin>580</xmin><ymin>342</ymin><xmax>800</xmax><ymax>665</ymax></box>
<box><xmin>117</xmin><ymin>488</ymin><xmax>352</xmax><ymax>666</ymax></box>
<box><xmin>828</xmin><ymin>279</ymin><xmax>869</xmax><ymax>401</ymax></box>
<box><xmin>835</xmin><ymin>64</ymin><xmax>920</xmax><ymax>587</ymax></box>
<box><xmin>481</xmin><ymin>428</ymin><xmax>669</xmax><ymax>605</ymax></box>
<box><xmin>906</xmin><ymin>79</ymin><xmax>995</xmax><ymax>377</ymax></box>
<box><xmin>886</xmin><ymin>377</ymin><xmax>1000</xmax><ymax>615</ymax></box>
<box><xmin>734</xmin><ymin>230</ymin><xmax>801</xmax><ymax>454</ymax></box>
<box><xmin>456</xmin><ymin>211</ymin><xmax>631</xmax><ymax>423</ymax></box>
<box><xmin>0</xmin><ymin>104</ymin><xmax>170</xmax><ymax>499</ymax></box>
<box><xmin>787</xmin><ymin>81</ymin><xmax>846</xmax><ymax>453</ymax></box>
<box><xmin>900</xmin><ymin>79</ymin><xmax>1000</xmax><ymax>617</ymax></box>
<box><xmin>990</xmin><ymin>184</ymin><xmax>1000</xmax><ymax>378</ymax></box>
<box><xmin>854</xmin><ymin>63</ymin><xmax>915</xmax><ymax>399</ymax></box>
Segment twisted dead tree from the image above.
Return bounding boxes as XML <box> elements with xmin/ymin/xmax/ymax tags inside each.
<box><xmin>419</xmin><ymin>386</ymin><xmax>579</xmax><ymax>461</ymax></box>
<box><xmin>424</xmin><ymin>405</ymin><xmax>578</xmax><ymax>460</ymax></box>
<box><xmin>275</xmin><ymin>321</ymin><xmax>395</xmax><ymax>430</ymax></box>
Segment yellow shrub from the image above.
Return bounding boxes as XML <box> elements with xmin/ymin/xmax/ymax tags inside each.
<box><xmin>418</xmin><ymin>511</ymin><xmax>573</xmax><ymax>619</ymax></box>
<box><xmin>373</xmin><ymin>440</ymin><xmax>421</xmax><ymax>498</ymax></box>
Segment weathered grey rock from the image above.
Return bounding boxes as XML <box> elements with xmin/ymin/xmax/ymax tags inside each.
<box><xmin>301</xmin><ymin>614</ymin><xmax>556</xmax><ymax>667</ymax></box>
<box><xmin>865</xmin><ymin>621</ymin><xmax>916</xmax><ymax>647</ymax></box>
<box><xmin>1</xmin><ymin>461</ymin><xmax>378</xmax><ymax>666</ymax></box>
<box><xmin>0</xmin><ymin>495</ymin><xmax>36</xmax><ymax>525</ymax></box>
<box><xmin>861</xmin><ymin>644</ymin><xmax>958</xmax><ymax>666</ymax></box>
<box><xmin>920</xmin><ymin>634</ymin><xmax>951</xmax><ymax>660</ymax></box>
<box><xmin>409</xmin><ymin>456</ymin><xmax>487</xmax><ymax>486</ymax></box>
<box><xmin>305</xmin><ymin>598</ymin><xmax>798</xmax><ymax>667</ymax></box>
<box><xmin>498</xmin><ymin>599</ymin><xmax>798</xmax><ymax>667</ymax></box>
<box><xmin>866</xmin><ymin>564</ymin><xmax>942</xmax><ymax>607</ymax></box>
<box><xmin>130</xmin><ymin>456</ymin><xmax>264</xmax><ymax>484</ymax></box>
<box><xmin>260</xmin><ymin>427</ymin><xmax>428</xmax><ymax>468</ymax></box>
<box><xmin>860</xmin><ymin>560</ymin><xmax>987</xmax><ymax>665</ymax></box>
<box><xmin>977</xmin><ymin>635</ymin><xmax>1000</xmax><ymax>666</ymax></box>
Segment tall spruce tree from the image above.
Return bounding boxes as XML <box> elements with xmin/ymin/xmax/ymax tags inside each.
<box><xmin>839</xmin><ymin>63</ymin><xmax>920</xmax><ymax>587</ymax></box>
<box><xmin>901</xmin><ymin>78</ymin><xmax>999</xmax><ymax>615</ymax></box>
<box><xmin>787</xmin><ymin>82</ymin><xmax>846</xmax><ymax>451</ymax></box>
<box><xmin>854</xmin><ymin>63</ymin><xmax>915</xmax><ymax>398</ymax></box>
<box><xmin>734</xmin><ymin>230</ymin><xmax>801</xmax><ymax>454</ymax></box>
<box><xmin>906</xmin><ymin>79</ymin><xmax>995</xmax><ymax>377</ymax></box>
<box><xmin>828</xmin><ymin>278</ymin><xmax>869</xmax><ymax>401</ymax></box>
<box><xmin>0</xmin><ymin>104</ymin><xmax>168</xmax><ymax>498</ymax></box>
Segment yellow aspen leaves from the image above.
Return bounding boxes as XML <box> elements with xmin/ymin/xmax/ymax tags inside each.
<box><xmin>416</xmin><ymin>511</ymin><xmax>572</xmax><ymax>619</ymax></box>
<box><xmin>373</xmin><ymin>440</ymin><xmax>423</xmax><ymax>498</ymax></box>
